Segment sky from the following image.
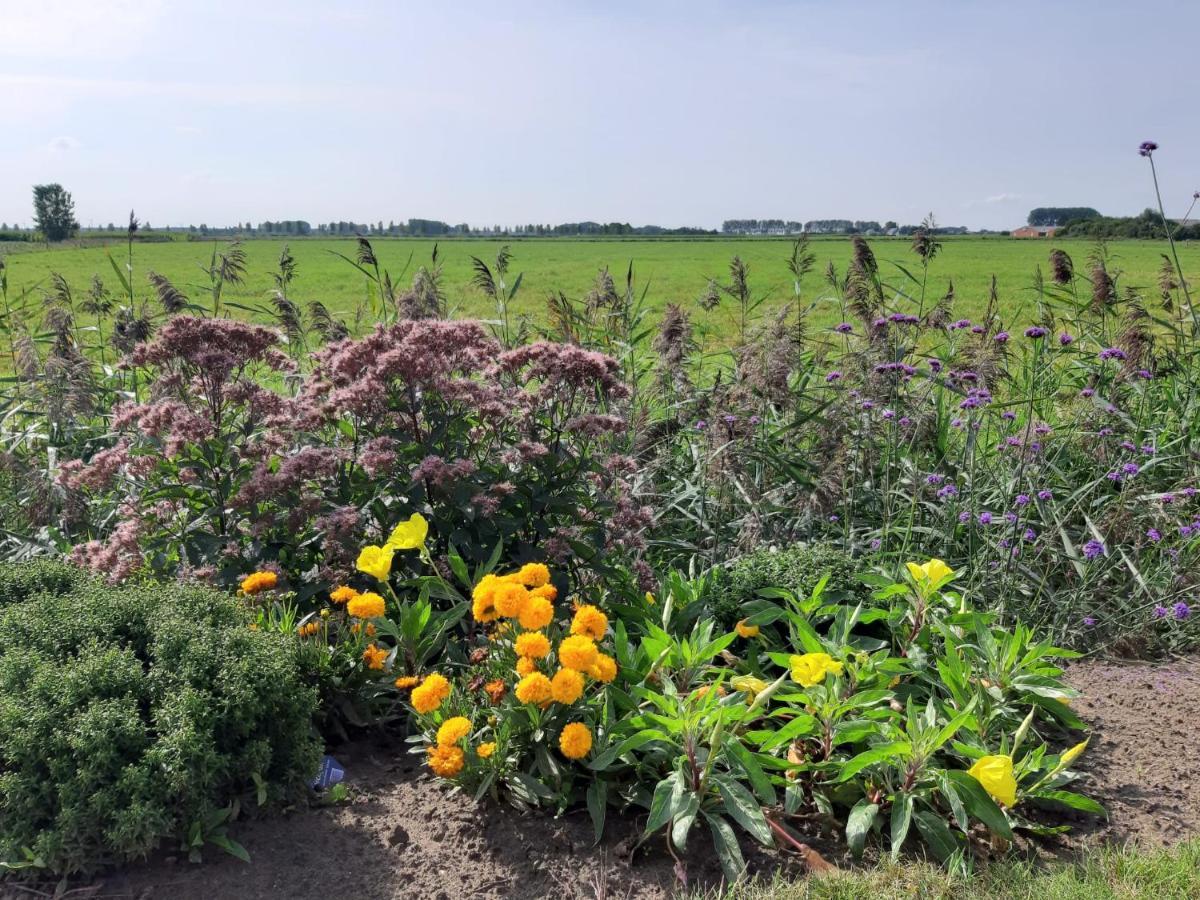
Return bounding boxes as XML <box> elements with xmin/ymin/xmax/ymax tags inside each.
<box><xmin>2</xmin><ymin>0</ymin><xmax>1198</xmax><ymax>231</ymax></box>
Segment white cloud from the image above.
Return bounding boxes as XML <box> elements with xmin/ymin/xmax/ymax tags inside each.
<box><xmin>984</xmin><ymin>192</ymin><xmax>1021</xmax><ymax>204</ymax></box>
<box><xmin>47</xmin><ymin>135</ymin><xmax>81</xmax><ymax>153</ymax></box>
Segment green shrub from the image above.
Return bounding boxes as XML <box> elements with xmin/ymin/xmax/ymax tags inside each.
<box><xmin>706</xmin><ymin>544</ymin><xmax>867</xmax><ymax>628</ymax></box>
<box><xmin>0</xmin><ymin>561</ymin><xmax>322</xmax><ymax>876</ymax></box>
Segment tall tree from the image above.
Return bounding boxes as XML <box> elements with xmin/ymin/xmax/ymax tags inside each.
<box><xmin>32</xmin><ymin>183</ymin><xmax>79</xmax><ymax>241</ymax></box>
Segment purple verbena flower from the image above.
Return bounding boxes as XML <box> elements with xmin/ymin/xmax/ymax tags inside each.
<box><xmin>1024</xmin><ymin>326</ymin><xmax>1047</xmax><ymax>339</ymax></box>
<box><xmin>1173</xmin><ymin>602</ymin><xmax>1190</xmax><ymax>620</ymax></box>
<box><xmin>1059</xmin><ymin>332</ymin><xmax>1075</xmax><ymax>346</ymax></box>
<box><xmin>835</xmin><ymin>322</ymin><xmax>854</xmax><ymax>334</ymax></box>
<box><xmin>1083</xmin><ymin>539</ymin><xmax>1105</xmax><ymax>560</ymax></box>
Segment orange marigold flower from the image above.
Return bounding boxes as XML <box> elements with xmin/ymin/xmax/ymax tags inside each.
<box><xmin>695</xmin><ymin>684</ymin><xmax>727</xmax><ymax>699</ymax></box>
<box><xmin>514</xmin><ymin>562</ymin><xmax>551</xmax><ymax>588</ymax></box>
<box><xmin>735</xmin><ymin>619</ymin><xmax>760</xmax><ymax>639</ymax></box>
<box><xmin>558</xmin><ymin>635</ymin><xmax>598</xmax><ymax>672</ymax></box>
<box><xmin>551</xmin><ymin>668</ymin><xmax>585</xmax><ymax>704</ymax></box>
<box><xmin>411</xmin><ymin>673</ymin><xmax>451</xmax><ymax>714</ymax></box>
<box><xmin>436</xmin><ymin>716</ymin><xmax>472</xmax><ymax>747</ymax></box>
<box><xmin>493</xmin><ymin>581</ymin><xmax>530</xmax><ymax>618</ymax></box>
<box><xmin>514</xmin><ymin>631</ymin><xmax>551</xmax><ymax>659</ymax></box>
<box><xmin>240</xmin><ymin>571</ymin><xmax>278</xmax><ymax>595</ymax></box>
<box><xmin>570</xmin><ymin>605</ymin><xmax>608</xmax><ymax>640</ymax></box>
<box><xmin>484</xmin><ymin>679</ymin><xmax>506</xmax><ymax>704</ymax></box>
<box><xmin>330</xmin><ymin>585</ymin><xmax>358</xmax><ymax>605</ymax></box>
<box><xmin>426</xmin><ymin>744</ymin><xmax>465</xmax><ymax>778</ymax></box>
<box><xmin>471</xmin><ymin>574</ymin><xmax>502</xmax><ymax>623</ymax></box>
<box><xmin>515</xmin><ymin>656</ymin><xmax>538</xmax><ymax>677</ymax></box>
<box><xmin>518</xmin><ymin>596</ymin><xmax>554</xmax><ymax>630</ymax></box>
<box><xmin>362</xmin><ymin>644</ymin><xmax>388</xmax><ymax>670</ymax></box>
<box><xmin>588</xmin><ymin>653</ymin><xmax>618</xmax><ymax>684</ymax></box>
<box><xmin>532</xmin><ymin>584</ymin><xmax>558</xmax><ymax>602</ymax></box>
<box><xmin>394</xmin><ymin>675</ymin><xmax>420</xmax><ymax>690</ymax></box>
<box><xmin>515</xmin><ymin>672</ymin><xmax>553</xmax><ymax>705</ymax></box>
<box><xmin>347</xmin><ymin>591</ymin><xmax>386</xmax><ymax>619</ymax></box>
<box><xmin>476</xmin><ymin>741</ymin><xmax>496</xmax><ymax>759</ymax></box>
<box><xmin>558</xmin><ymin>722</ymin><xmax>592</xmax><ymax>759</ymax></box>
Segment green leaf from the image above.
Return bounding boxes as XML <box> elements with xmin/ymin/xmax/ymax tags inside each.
<box><xmin>1036</xmin><ymin>790</ymin><xmax>1106</xmax><ymax>815</ymax></box>
<box><xmin>670</xmin><ymin>793</ymin><xmax>701</xmax><ymax>850</ymax></box>
<box><xmin>586</xmin><ymin>780</ymin><xmax>607</xmax><ymax>844</ymax></box>
<box><xmin>913</xmin><ymin>809</ymin><xmax>960</xmax><ymax>862</ymax></box>
<box><xmin>703</xmin><ymin>812</ymin><xmax>747</xmax><ymax>884</ymax></box>
<box><xmin>727</xmin><ymin>740</ymin><xmax>777</xmax><ymax>805</ymax></box>
<box><xmin>889</xmin><ymin>792</ymin><xmax>913</xmax><ymax>860</ymax></box>
<box><xmin>208</xmin><ymin>834</ymin><xmax>250</xmax><ymax>864</ymax></box>
<box><xmin>589</xmin><ymin>728</ymin><xmax>667</xmax><ymax>771</ymax></box>
<box><xmin>644</xmin><ymin>773</ymin><xmax>681</xmax><ymax>835</ymax></box>
<box><xmin>836</xmin><ymin>741</ymin><xmax>911</xmax><ymax>782</ymax></box>
<box><xmin>845</xmin><ymin>798</ymin><xmax>879</xmax><ymax>859</ymax></box>
<box><xmin>944</xmin><ymin>771</ymin><xmax>1013</xmax><ymax>839</ymax></box>
<box><xmin>713</xmin><ymin>775</ymin><xmax>772</xmax><ymax>846</ymax></box>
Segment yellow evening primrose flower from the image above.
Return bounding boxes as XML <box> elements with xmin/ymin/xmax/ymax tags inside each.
<box><xmin>730</xmin><ymin>675</ymin><xmax>769</xmax><ymax>703</ymax></box>
<box><xmin>966</xmin><ymin>754</ymin><xmax>1017</xmax><ymax>807</ymax></box>
<box><xmin>788</xmin><ymin>652</ymin><xmax>844</xmax><ymax>688</ymax></box>
<box><xmin>386</xmin><ymin>513</ymin><xmax>429</xmax><ymax>551</ymax></box>
<box><xmin>356</xmin><ymin>544</ymin><xmax>394</xmax><ymax>581</ymax></box>
<box><xmin>905</xmin><ymin>558</ymin><xmax>955</xmax><ymax>586</ymax></box>
<box><xmin>735</xmin><ymin>619</ymin><xmax>760</xmax><ymax>639</ymax></box>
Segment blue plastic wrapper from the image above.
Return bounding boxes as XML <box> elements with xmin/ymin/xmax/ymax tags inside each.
<box><xmin>310</xmin><ymin>755</ymin><xmax>345</xmax><ymax>790</ymax></box>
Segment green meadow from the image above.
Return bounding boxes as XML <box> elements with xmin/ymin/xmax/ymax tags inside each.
<box><xmin>3</xmin><ymin>235</ymin><xmax>1196</xmax><ymax>342</ymax></box>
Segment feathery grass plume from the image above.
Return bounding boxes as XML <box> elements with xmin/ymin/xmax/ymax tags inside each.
<box><xmin>355</xmin><ymin>237</ymin><xmax>377</xmax><ymax>268</ymax></box>
<box><xmin>1158</xmin><ymin>254</ymin><xmax>1180</xmax><ymax>312</ymax></box>
<box><xmin>926</xmin><ymin>280</ymin><xmax>955</xmax><ymax>329</ymax></box>
<box><xmin>545</xmin><ymin>291</ymin><xmax>581</xmax><ymax>344</ymax></box>
<box><xmin>851</xmin><ymin>236</ymin><xmax>878</xmax><ymax>280</ymax></box>
<box><xmin>81</xmin><ymin>275</ymin><xmax>113</xmax><ymax>318</ymax></box>
<box><xmin>147</xmin><ymin>272</ymin><xmax>188</xmax><ymax>315</ymax></box>
<box><xmin>273</xmin><ymin>245</ymin><xmax>297</xmax><ymax>292</ymax></box>
<box><xmin>110</xmin><ymin>306</ymin><xmax>154</xmax><ymax>356</ymax></box>
<box><xmin>697</xmin><ymin>278</ymin><xmax>720</xmax><ymax>311</ymax></box>
<box><xmin>652</xmin><ymin>302</ymin><xmax>694</xmax><ymax>395</ymax></box>
<box><xmin>49</xmin><ymin>272</ymin><xmax>73</xmax><ymax>308</ymax></box>
<box><xmin>1089</xmin><ymin>258</ymin><xmax>1116</xmax><ymax>311</ymax></box>
<box><xmin>470</xmin><ymin>255</ymin><xmax>498</xmax><ymax>299</ymax></box>
<box><xmin>216</xmin><ymin>243</ymin><xmax>247</xmax><ymax>287</ymax></box>
<box><xmin>737</xmin><ymin>305</ymin><xmax>800</xmax><ymax>407</ymax></box>
<box><xmin>1050</xmin><ymin>249</ymin><xmax>1074</xmax><ymax>284</ymax></box>
<box><xmin>911</xmin><ymin>213</ymin><xmax>942</xmax><ymax>263</ymax></box>
<box><xmin>306</xmin><ymin>301</ymin><xmax>349</xmax><ymax>343</ymax></box>
<box><xmin>399</xmin><ymin>245</ymin><xmax>446</xmax><ymax>320</ymax></box>
<box><xmin>584</xmin><ymin>266</ymin><xmax>620</xmax><ymax>315</ymax></box>
<box><xmin>786</xmin><ymin>234</ymin><xmax>816</xmax><ymax>292</ymax></box>
<box><xmin>271</xmin><ymin>293</ymin><xmax>304</xmax><ymax>349</ymax></box>
<box><xmin>1115</xmin><ymin>292</ymin><xmax>1154</xmax><ymax>374</ymax></box>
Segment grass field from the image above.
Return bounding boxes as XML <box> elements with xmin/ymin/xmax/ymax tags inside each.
<box><xmin>3</xmin><ymin>236</ymin><xmax>1196</xmax><ymax>342</ymax></box>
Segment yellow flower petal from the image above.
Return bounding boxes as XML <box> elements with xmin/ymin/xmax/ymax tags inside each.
<box><xmin>356</xmin><ymin>544</ymin><xmax>394</xmax><ymax>581</ymax></box>
<box><xmin>386</xmin><ymin>513</ymin><xmax>429</xmax><ymax>551</ymax></box>
<box><xmin>966</xmin><ymin>754</ymin><xmax>1017</xmax><ymax>807</ymax></box>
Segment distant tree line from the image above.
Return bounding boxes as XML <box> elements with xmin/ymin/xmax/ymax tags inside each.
<box><xmin>1027</xmin><ymin>207</ymin><xmax>1100</xmax><ymax>227</ymax></box>
<box><xmin>721</xmin><ymin>218</ymin><xmax>967</xmax><ymax>236</ymax></box>
<box><xmin>1057</xmin><ymin>208</ymin><xmax>1200</xmax><ymax>240</ymax></box>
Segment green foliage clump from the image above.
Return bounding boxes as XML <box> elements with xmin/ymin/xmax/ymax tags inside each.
<box><xmin>706</xmin><ymin>544</ymin><xmax>866</xmax><ymax>628</ymax></box>
<box><xmin>0</xmin><ymin>561</ymin><xmax>322</xmax><ymax>876</ymax></box>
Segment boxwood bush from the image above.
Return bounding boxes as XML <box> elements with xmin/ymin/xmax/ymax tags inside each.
<box><xmin>0</xmin><ymin>561</ymin><xmax>322</xmax><ymax>875</ymax></box>
<box><xmin>706</xmin><ymin>544</ymin><xmax>867</xmax><ymax>628</ymax></box>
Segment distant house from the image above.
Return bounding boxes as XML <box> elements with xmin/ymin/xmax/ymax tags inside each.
<box><xmin>1011</xmin><ymin>225</ymin><xmax>1059</xmax><ymax>238</ymax></box>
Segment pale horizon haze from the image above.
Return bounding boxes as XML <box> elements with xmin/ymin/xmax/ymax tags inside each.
<box><xmin>2</xmin><ymin>0</ymin><xmax>1198</xmax><ymax>232</ymax></box>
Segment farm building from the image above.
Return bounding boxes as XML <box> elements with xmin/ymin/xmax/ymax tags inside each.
<box><xmin>1011</xmin><ymin>225</ymin><xmax>1059</xmax><ymax>238</ymax></box>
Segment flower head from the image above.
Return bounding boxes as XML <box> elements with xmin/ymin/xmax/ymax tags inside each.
<box><xmin>1174</xmin><ymin>602</ymin><xmax>1191</xmax><ymax>621</ymax></box>
<box><xmin>476</xmin><ymin>742</ymin><xmax>496</xmax><ymax>759</ymax></box>
<box><xmin>386</xmin><ymin>513</ymin><xmax>429</xmax><ymax>551</ymax></box>
<box><xmin>905</xmin><ymin>558</ymin><xmax>955</xmax><ymax>587</ymax></box>
<box><xmin>472</xmin><ymin>574</ymin><xmax>502</xmax><ymax>622</ymax></box>
<box><xmin>558</xmin><ymin>635</ymin><xmax>599</xmax><ymax>671</ymax></box>
<box><xmin>788</xmin><ymin>652</ymin><xmax>843</xmax><ymax>688</ymax></box>
<box><xmin>735</xmin><ymin>619</ymin><xmax>760</xmax><ymax>639</ymax></box>
<box><xmin>515</xmin><ymin>671</ymin><xmax>553</xmax><ymax>705</ymax></box>
<box><xmin>514</xmin><ymin>631</ymin><xmax>551</xmax><ymax>659</ymax></box>
<box><xmin>730</xmin><ymin>674</ymin><xmax>769</xmax><ymax>704</ymax></box>
<box><xmin>518</xmin><ymin>595</ymin><xmax>555</xmax><ymax>630</ymax></box>
<box><xmin>558</xmin><ymin>722</ymin><xmax>593</xmax><ymax>760</ymax></box>
<box><xmin>966</xmin><ymin>754</ymin><xmax>1017</xmax><ymax>807</ymax></box>
<box><xmin>514</xmin><ymin>562</ymin><xmax>551</xmax><ymax>588</ymax></box>
<box><xmin>570</xmin><ymin>605</ymin><xmax>608</xmax><ymax>641</ymax></box>
<box><xmin>356</xmin><ymin>544</ymin><xmax>394</xmax><ymax>581</ymax></box>
<box><xmin>493</xmin><ymin>581</ymin><xmax>530</xmax><ymax>618</ymax></box>
<box><xmin>426</xmin><ymin>744</ymin><xmax>465</xmax><ymax>778</ymax></box>
<box><xmin>347</xmin><ymin>591</ymin><xmax>386</xmax><ymax>619</ymax></box>
<box><xmin>240</xmin><ymin>571</ymin><xmax>278</xmax><ymax>595</ymax></box>
<box><xmin>551</xmin><ymin>667</ymin><xmax>585</xmax><ymax>704</ymax></box>
<box><xmin>410</xmin><ymin>673</ymin><xmax>451</xmax><ymax>714</ymax></box>
<box><xmin>436</xmin><ymin>716</ymin><xmax>472</xmax><ymax>747</ymax></box>
<box><xmin>362</xmin><ymin>643</ymin><xmax>388</xmax><ymax>670</ymax></box>
<box><xmin>515</xmin><ymin>656</ymin><xmax>537</xmax><ymax>677</ymax></box>
<box><xmin>394</xmin><ymin>675</ymin><xmax>419</xmax><ymax>690</ymax></box>
<box><xmin>588</xmin><ymin>653</ymin><xmax>618</xmax><ymax>683</ymax></box>
<box><xmin>330</xmin><ymin>585</ymin><xmax>358</xmax><ymax>605</ymax></box>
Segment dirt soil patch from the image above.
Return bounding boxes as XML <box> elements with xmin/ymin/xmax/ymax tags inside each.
<box><xmin>5</xmin><ymin>655</ymin><xmax>1198</xmax><ymax>900</ymax></box>
<box><xmin>1064</xmin><ymin>654</ymin><xmax>1200</xmax><ymax>847</ymax></box>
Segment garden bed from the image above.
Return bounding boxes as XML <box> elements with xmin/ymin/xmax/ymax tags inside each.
<box><xmin>26</xmin><ymin>654</ymin><xmax>1196</xmax><ymax>900</ymax></box>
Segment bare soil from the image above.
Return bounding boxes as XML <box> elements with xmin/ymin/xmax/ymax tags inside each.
<box><xmin>6</xmin><ymin>655</ymin><xmax>1199</xmax><ymax>900</ymax></box>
